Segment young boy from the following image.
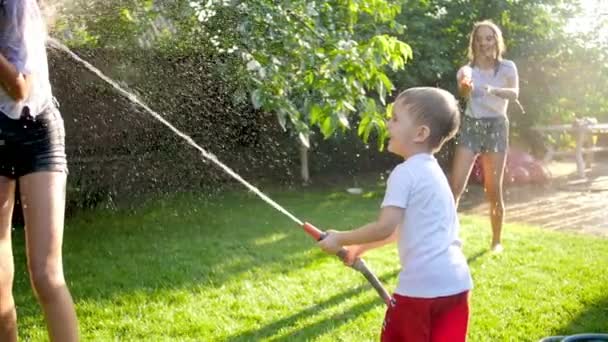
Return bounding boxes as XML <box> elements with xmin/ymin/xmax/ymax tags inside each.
<box><xmin>319</xmin><ymin>87</ymin><xmax>472</xmax><ymax>341</ymax></box>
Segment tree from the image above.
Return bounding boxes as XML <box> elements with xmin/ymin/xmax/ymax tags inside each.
<box><xmin>54</xmin><ymin>0</ymin><xmax>412</xmax><ymax>182</ymax></box>
<box><xmin>53</xmin><ymin>0</ymin><xmax>607</xmax><ymax>164</ymax></box>
<box><xmin>391</xmin><ymin>0</ymin><xmax>608</xmax><ymax>132</ymax></box>
<box><xmin>188</xmin><ymin>0</ymin><xmax>412</xmax><ymax>151</ymax></box>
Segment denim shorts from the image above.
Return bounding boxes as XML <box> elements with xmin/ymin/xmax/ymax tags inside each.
<box><xmin>456</xmin><ymin>115</ymin><xmax>509</xmax><ymax>153</ymax></box>
<box><xmin>0</xmin><ymin>105</ymin><xmax>68</xmax><ymax>179</ymax></box>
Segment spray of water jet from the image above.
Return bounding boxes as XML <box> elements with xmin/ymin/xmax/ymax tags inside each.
<box><xmin>46</xmin><ymin>37</ymin><xmax>303</xmax><ymax>226</ymax></box>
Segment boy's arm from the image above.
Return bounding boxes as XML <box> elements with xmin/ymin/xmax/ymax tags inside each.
<box><xmin>341</xmin><ymin>227</ymin><xmax>399</xmax><ymax>265</ymax></box>
<box><xmin>355</xmin><ymin>227</ymin><xmax>399</xmax><ymax>251</ymax></box>
<box><xmin>318</xmin><ymin>206</ymin><xmax>404</xmax><ymax>254</ymax></box>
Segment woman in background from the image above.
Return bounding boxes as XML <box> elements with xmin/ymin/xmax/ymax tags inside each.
<box><xmin>0</xmin><ymin>0</ymin><xmax>79</xmax><ymax>340</ymax></box>
<box><xmin>451</xmin><ymin>20</ymin><xmax>520</xmax><ymax>253</ymax></box>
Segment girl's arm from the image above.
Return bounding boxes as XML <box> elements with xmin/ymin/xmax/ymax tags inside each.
<box><xmin>487</xmin><ymin>86</ymin><xmax>518</xmax><ymax>101</ymax></box>
<box><xmin>487</xmin><ymin>62</ymin><xmax>519</xmax><ymax>101</ymax></box>
<box><xmin>0</xmin><ymin>54</ymin><xmax>32</xmax><ymax>101</ymax></box>
<box><xmin>0</xmin><ymin>1</ymin><xmax>34</xmax><ymax>101</ymax></box>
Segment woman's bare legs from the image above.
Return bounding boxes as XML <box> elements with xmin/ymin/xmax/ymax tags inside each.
<box><xmin>450</xmin><ymin>146</ymin><xmax>478</xmax><ymax>207</ymax></box>
<box><xmin>480</xmin><ymin>152</ymin><xmax>507</xmax><ymax>251</ymax></box>
<box><xmin>0</xmin><ymin>176</ymin><xmax>17</xmax><ymax>342</ymax></box>
<box><xmin>20</xmin><ymin>172</ymin><xmax>78</xmax><ymax>342</ymax></box>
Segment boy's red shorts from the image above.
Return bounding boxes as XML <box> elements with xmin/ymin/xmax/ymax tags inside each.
<box><xmin>381</xmin><ymin>291</ymin><xmax>470</xmax><ymax>342</ymax></box>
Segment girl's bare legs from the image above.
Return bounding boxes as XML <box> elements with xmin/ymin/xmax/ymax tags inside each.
<box><xmin>450</xmin><ymin>146</ymin><xmax>478</xmax><ymax>207</ymax></box>
<box><xmin>20</xmin><ymin>172</ymin><xmax>78</xmax><ymax>342</ymax></box>
<box><xmin>480</xmin><ymin>152</ymin><xmax>507</xmax><ymax>251</ymax></box>
<box><xmin>0</xmin><ymin>176</ymin><xmax>17</xmax><ymax>342</ymax></box>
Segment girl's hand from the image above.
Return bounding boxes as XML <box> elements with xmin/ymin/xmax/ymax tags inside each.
<box><xmin>459</xmin><ymin>65</ymin><xmax>473</xmax><ymax>80</ymax></box>
<box><xmin>457</xmin><ymin>66</ymin><xmax>474</xmax><ymax>98</ymax></box>
<box><xmin>460</xmin><ymin>78</ymin><xmax>473</xmax><ymax>96</ymax></box>
<box><xmin>318</xmin><ymin>230</ymin><xmax>343</xmax><ymax>254</ymax></box>
<box><xmin>483</xmin><ymin>85</ymin><xmax>496</xmax><ymax>96</ymax></box>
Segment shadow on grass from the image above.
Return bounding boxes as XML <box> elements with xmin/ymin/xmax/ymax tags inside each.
<box><xmin>225</xmin><ymin>269</ymin><xmax>398</xmax><ymax>342</ymax></box>
<box><xmin>273</xmin><ymin>298</ymin><xmax>382</xmax><ymax>342</ymax></box>
<box><xmin>10</xmin><ymin>189</ymin><xmax>385</xmax><ymax>329</ymax></box>
<box><xmin>467</xmin><ymin>249</ymin><xmax>489</xmax><ymax>265</ymax></box>
<box><xmin>556</xmin><ymin>295</ymin><xmax>608</xmax><ymax>335</ymax></box>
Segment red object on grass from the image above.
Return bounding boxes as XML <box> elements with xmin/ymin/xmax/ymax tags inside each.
<box><xmin>470</xmin><ymin>157</ymin><xmax>484</xmax><ymax>184</ymax></box>
<box><xmin>507</xmin><ymin>165</ymin><xmax>531</xmax><ymax>184</ymax></box>
<box><xmin>468</xmin><ymin>149</ymin><xmax>550</xmax><ymax>185</ymax></box>
<box><xmin>526</xmin><ymin>161</ymin><xmax>551</xmax><ymax>183</ymax></box>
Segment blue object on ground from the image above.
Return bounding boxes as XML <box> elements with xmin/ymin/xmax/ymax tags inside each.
<box><xmin>539</xmin><ymin>334</ymin><xmax>608</xmax><ymax>342</ymax></box>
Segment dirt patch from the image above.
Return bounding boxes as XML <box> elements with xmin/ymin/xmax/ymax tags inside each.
<box><xmin>459</xmin><ymin>160</ymin><xmax>608</xmax><ymax>238</ymax></box>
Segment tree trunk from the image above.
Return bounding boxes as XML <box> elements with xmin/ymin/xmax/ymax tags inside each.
<box><xmin>300</xmin><ymin>144</ymin><xmax>310</xmax><ymax>184</ymax></box>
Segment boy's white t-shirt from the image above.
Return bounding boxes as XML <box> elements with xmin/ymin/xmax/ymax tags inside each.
<box><xmin>382</xmin><ymin>153</ymin><xmax>472</xmax><ymax>298</ymax></box>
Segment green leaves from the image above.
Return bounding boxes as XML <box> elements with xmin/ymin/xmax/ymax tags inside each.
<box><xmin>56</xmin><ymin>0</ymin><xmax>412</xmax><ymax>148</ymax></box>
<box><xmin>53</xmin><ymin>0</ymin><xmax>608</xmax><ymax>150</ymax></box>
<box><xmin>392</xmin><ymin>0</ymin><xmax>608</xmax><ymax>126</ymax></box>
<box><xmin>357</xmin><ymin>98</ymin><xmax>388</xmax><ymax>149</ymax></box>
<box><xmin>189</xmin><ymin>0</ymin><xmax>411</xmax><ymax>146</ymax></box>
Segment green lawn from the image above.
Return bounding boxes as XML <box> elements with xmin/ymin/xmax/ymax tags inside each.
<box><xmin>11</xmin><ymin>186</ymin><xmax>608</xmax><ymax>341</ymax></box>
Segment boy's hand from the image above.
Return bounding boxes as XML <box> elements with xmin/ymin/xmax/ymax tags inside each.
<box><xmin>342</xmin><ymin>245</ymin><xmax>366</xmax><ymax>266</ymax></box>
<box><xmin>318</xmin><ymin>230</ymin><xmax>343</xmax><ymax>254</ymax></box>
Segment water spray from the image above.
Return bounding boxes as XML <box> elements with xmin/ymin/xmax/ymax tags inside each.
<box><xmin>48</xmin><ymin>38</ymin><xmax>392</xmax><ymax>306</ymax></box>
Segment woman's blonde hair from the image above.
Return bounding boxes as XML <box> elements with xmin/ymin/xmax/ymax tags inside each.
<box><xmin>467</xmin><ymin>20</ymin><xmax>506</xmax><ymax>65</ymax></box>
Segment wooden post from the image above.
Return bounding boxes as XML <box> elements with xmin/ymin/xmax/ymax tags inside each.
<box><xmin>585</xmin><ymin>131</ymin><xmax>595</xmax><ymax>167</ymax></box>
<box><xmin>575</xmin><ymin>125</ymin><xmax>586</xmax><ymax>178</ymax></box>
<box><xmin>543</xmin><ymin>132</ymin><xmax>556</xmax><ymax>163</ymax></box>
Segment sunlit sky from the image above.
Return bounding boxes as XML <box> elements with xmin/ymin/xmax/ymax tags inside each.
<box><xmin>567</xmin><ymin>0</ymin><xmax>608</xmax><ymax>40</ymax></box>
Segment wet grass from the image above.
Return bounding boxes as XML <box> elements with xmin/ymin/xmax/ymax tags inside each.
<box><xmin>10</xmin><ymin>186</ymin><xmax>608</xmax><ymax>341</ymax></box>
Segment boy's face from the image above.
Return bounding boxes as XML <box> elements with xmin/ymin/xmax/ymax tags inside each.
<box><xmin>387</xmin><ymin>101</ymin><xmax>430</xmax><ymax>157</ymax></box>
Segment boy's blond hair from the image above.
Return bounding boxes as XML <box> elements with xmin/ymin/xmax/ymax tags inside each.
<box><xmin>394</xmin><ymin>87</ymin><xmax>460</xmax><ymax>152</ymax></box>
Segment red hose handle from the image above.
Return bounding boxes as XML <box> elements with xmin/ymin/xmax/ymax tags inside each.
<box><xmin>302</xmin><ymin>222</ymin><xmax>326</xmax><ymax>240</ymax></box>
